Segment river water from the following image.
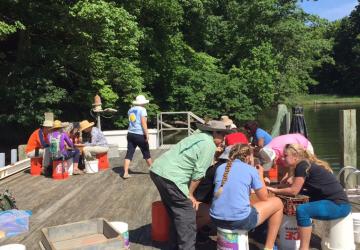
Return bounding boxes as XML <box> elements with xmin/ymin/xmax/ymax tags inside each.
<box><xmin>257</xmin><ymin>104</ymin><xmax>360</xmax><ymax>172</ymax></box>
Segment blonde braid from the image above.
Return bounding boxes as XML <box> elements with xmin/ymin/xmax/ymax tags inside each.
<box><xmin>214</xmin><ymin>144</ymin><xmax>252</xmax><ymax>198</ymax></box>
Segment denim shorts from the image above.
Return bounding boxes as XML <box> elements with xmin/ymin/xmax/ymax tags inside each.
<box><xmin>211</xmin><ymin>207</ymin><xmax>259</xmax><ymax>231</ymax></box>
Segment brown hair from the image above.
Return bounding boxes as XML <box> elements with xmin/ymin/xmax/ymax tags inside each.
<box><xmin>284</xmin><ymin>144</ymin><xmax>333</xmax><ymax>173</ymax></box>
<box><xmin>214</xmin><ymin>144</ymin><xmax>253</xmax><ymax>198</ymax></box>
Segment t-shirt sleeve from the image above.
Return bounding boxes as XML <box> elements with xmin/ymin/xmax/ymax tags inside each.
<box><xmin>192</xmin><ymin>142</ymin><xmax>215</xmax><ymax>180</ymax></box>
<box><xmin>295</xmin><ymin>160</ymin><xmax>310</xmax><ymax>178</ymax></box>
<box><xmin>251</xmin><ymin>169</ymin><xmax>263</xmax><ymax>190</ymax></box>
<box><xmin>255</xmin><ymin>129</ymin><xmax>265</xmax><ymax>140</ymax></box>
<box><xmin>140</xmin><ymin>107</ymin><xmax>147</xmax><ymax>117</ymax></box>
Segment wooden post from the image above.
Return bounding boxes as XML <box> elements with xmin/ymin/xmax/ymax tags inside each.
<box><xmin>285</xmin><ymin>111</ymin><xmax>291</xmax><ymax>134</ymax></box>
<box><xmin>339</xmin><ymin>109</ymin><xmax>357</xmax><ymax>188</ymax></box>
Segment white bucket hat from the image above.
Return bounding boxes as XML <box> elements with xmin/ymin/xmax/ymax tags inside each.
<box><xmin>259</xmin><ymin>147</ymin><xmax>276</xmax><ymax>171</ymax></box>
<box><xmin>133</xmin><ymin>95</ymin><xmax>149</xmax><ymax>105</ymax></box>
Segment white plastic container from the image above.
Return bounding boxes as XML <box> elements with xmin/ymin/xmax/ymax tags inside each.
<box><xmin>217</xmin><ymin>227</ymin><xmax>248</xmax><ymax>250</ymax></box>
<box><xmin>321</xmin><ymin>213</ymin><xmax>355</xmax><ymax>250</ymax></box>
<box><xmin>85</xmin><ymin>160</ymin><xmax>98</xmax><ymax>174</ymax></box>
<box><xmin>278</xmin><ymin>215</ymin><xmax>300</xmax><ymax>250</ymax></box>
<box><xmin>110</xmin><ymin>221</ymin><xmax>129</xmax><ymax>249</ymax></box>
<box><xmin>0</xmin><ymin>244</ymin><xmax>26</xmax><ymax>250</ymax></box>
<box><xmin>66</xmin><ymin>158</ymin><xmax>74</xmax><ymax>175</ymax></box>
<box><xmin>353</xmin><ymin>213</ymin><xmax>360</xmax><ymax>244</ymax></box>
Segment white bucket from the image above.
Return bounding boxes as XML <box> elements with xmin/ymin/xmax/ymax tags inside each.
<box><xmin>85</xmin><ymin>160</ymin><xmax>98</xmax><ymax>174</ymax></box>
<box><xmin>278</xmin><ymin>215</ymin><xmax>300</xmax><ymax>250</ymax></box>
<box><xmin>353</xmin><ymin>213</ymin><xmax>360</xmax><ymax>244</ymax></box>
<box><xmin>110</xmin><ymin>221</ymin><xmax>129</xmax><ymax>249</ymax></box>
<box><xmin>0</xmin><ymin>244</ymin><xmax>26</xmax><ymax>250</ymax></box>
<box><xmin>217</xmin><ymin>227</ymin><xmax>248</xmax><ymax>250</ymax></box>
<box><xmin>66</xmin><ymin>158</ymin><xmax>74</xmax><ymax>175</ymax></box>
<box><xmin>321</xmin><ymin>213</ymin><xmax>355</xmax><ymax>250</ymax></box>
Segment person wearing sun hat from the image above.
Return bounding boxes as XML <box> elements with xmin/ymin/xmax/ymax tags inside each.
<box><xmin>48</xmin><ymin>120</ymin><xmax>83</xmax><ymax>175</ymax></box>
<box><xmin>76</xmin><ymin>120</ymin><xmax>108</xmax><ymax>160</ymax></box>
<box><xmin>150</xmin><ymin>120</ymin><xmax>231</xmax><ymax>250</ymax></box>
<box><xmin>25</xmin><ymin>119</ymin><xmax>54</xmax><ymax>159</ymax></box>
<box><xmin>123</xmin><ymin>94</ymin><xmax>152</xmax><ymax>179</ymax></box>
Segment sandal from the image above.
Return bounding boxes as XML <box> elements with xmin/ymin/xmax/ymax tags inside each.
<box><xmin>73</xmin><ymin>169</ymin><xmax>84</xmax><ymax>175</ymax></box>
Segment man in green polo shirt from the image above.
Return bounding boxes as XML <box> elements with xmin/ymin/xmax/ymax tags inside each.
<box><xmin>150</xmin><ymin>120</ymin><xmax>230</xmax><ymax>250</ymax></box>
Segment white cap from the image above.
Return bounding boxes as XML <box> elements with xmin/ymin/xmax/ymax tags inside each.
<box><xmin>259</xmin><ymin>147</ymin><xmax>276</xmax><ymax>170</ymax></box>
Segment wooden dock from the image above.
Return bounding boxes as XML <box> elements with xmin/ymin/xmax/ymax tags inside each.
<box><xmin>1</xmin><ymin>149</ymin><xmax>360</xmax><ymax>249</ymax></box>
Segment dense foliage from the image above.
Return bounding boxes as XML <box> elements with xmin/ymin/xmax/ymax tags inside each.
<box><xmin>0</xmin><ymin>0</ymin><xmax>339</xmax><ymax>133</ymax></box>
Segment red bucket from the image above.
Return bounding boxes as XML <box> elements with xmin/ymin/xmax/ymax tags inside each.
<box><xmin>52</xmin><ymin>160</ymin><xmax>69</xmax><ymax>180</ymax></box>
<box><xmin>151</xmin><ymin>201</ymin><xmax>170</xmax><ymax>242</ymax></box>
<box><xmin>268</xmin><ymin>164</ymin><xmax>278</xmax><ymax>182</ymax></box>
<box><xmin>96</xmin><ymin>153</ymin><xmax>109</xmax><ymax>170</ymax></box>
<box><xmin>30</xmin><ymin>157</ymin><xmax>42</xmax><ymax>176</ymax></box>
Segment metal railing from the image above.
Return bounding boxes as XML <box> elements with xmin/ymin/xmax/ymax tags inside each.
<box><xmin>157</xmin><ymin>112</ymin><xmax>205</xmax><ymax>147</ymax></box>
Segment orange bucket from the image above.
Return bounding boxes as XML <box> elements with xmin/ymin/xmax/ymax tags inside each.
<box><xmin>30</xmin><ymin>157</ymin><xmax>42</xmax><ymax>176</ymax></box>
<box><xmin>151</xmin><ymin>201</ymin><xmax>170</xmax><ymax>242</ymax></box>
<box><xmin>96</xmin><ymin>153</ymin><xmax>109</xmax><ymax>170</ymax></box>
<box><xmin>52</xmin><ymin>160</ymin><xmax>69</xmax><ymax>180</ymax></box>
<box><xmin>268</xmin><ymin>164</ymin><xmax>278</xmax><ymax>182</ymax></box>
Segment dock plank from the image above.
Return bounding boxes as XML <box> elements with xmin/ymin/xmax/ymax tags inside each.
<box><xmin>0</xmin><ymin>149</ymin><xmax>166</xmax><ymax>250</ymax></box>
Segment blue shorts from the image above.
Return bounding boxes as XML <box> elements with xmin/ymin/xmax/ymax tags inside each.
<box><xmin>211</xmin><ymin>207</ymin><xmax>259</xmax><ymax>231</ymax></box>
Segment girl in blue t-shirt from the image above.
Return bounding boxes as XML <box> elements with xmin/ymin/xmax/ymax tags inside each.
<box><xmin>210</xmin><ymin>144</ymin><xmax>283</xmax><ymax>250</ymax></box>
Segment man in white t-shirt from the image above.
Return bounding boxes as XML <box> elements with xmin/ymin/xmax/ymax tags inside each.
<box><xmin>123</xmin><ymin>95</ymin><xmax>152</xmax><ymax>178</ymax></box>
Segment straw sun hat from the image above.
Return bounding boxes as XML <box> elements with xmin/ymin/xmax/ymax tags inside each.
<box><xmin>52</xmin><ymin>120</ymin><xmax>65</xmax><ymax>129</ymax></box>
<box><xmin>132</xmin><ymin>95</ymin><xmax>149</xmax><ymax>105</ymax></box>
<box><xmin>80</xmin><ymin>120</ymin><xmax>95</xmax><ymax>131</ymax></box>
<box><xmin>221</xmin><ymin>115</ymin><xmax>237</xmax><ymax>129</ymax></box>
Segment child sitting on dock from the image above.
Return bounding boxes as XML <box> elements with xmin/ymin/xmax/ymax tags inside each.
<box><xmin>267</xmin><ymin>143</ymin><xmax>351</xmax><ymax>250</ymax></box>
<box><xmin>210</xmin><ymin>144</ymin><xmax>283</xmax><ymax>250</ymax></box>
<box><xmin>48</xmin><ymin>120</ymin><xmax>83</xmax><ymax>175</ymax></box>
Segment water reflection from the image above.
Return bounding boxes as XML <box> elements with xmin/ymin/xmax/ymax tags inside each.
<box><xmin>257</xmin><ymin>104</ymin><xmax>360</xmax><ymax>172</ymax></box>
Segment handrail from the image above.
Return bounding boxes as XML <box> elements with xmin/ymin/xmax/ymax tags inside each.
<box><xmin>157</xmin><ymin>111</ymin><xmax>204</xmax><ymax>147</ymax></box>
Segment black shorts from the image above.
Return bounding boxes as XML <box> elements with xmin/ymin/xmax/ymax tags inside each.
<box><xmin>125</xmin><ymin>132</ymin><xmax>151</xmax><ymax>160</ymax></box>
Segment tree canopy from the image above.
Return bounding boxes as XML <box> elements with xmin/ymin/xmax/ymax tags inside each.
<box><xmin>0</xmin><ymin>0</ymin><xmax>344</xmax><ymax>132</ymax></box>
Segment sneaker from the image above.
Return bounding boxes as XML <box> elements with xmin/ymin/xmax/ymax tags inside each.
<box><xmin>123</xmin><ymin>174</ymin><xmax>132</xmax><ymax>179</ymax></box>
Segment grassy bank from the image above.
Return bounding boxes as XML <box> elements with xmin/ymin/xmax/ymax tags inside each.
<box><xmin>289</xmin><ymin>94</ymin><xmax>360</xmax><ymax>105</ymax></box>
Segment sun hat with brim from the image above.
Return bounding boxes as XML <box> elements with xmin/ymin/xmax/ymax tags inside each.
<box><xmin>42</xmin><ymin>120</ymin><xmax>53</xmax><ymax>127</ymax></box>
<box><xmin>52</xmin><ymin>120</ymin><xmax>65</xmax><ymax>129</ymax></box>
<box><xmin>259</xmin><ymin>147</ymin><xmax>276</xmax><ymax>171</ymax></box>
<box><xmin>219</xmin><ymin>146</ymin><xmax>232</xmax><ymax>160</ymax></box>
<box><xmin>221</xmin><ymin>115</ymin><xmax>234</xmax><ymax>127</ymax></box>
<box><xmin>80</xmin><ymin>120</ymin><xmax>95</xmax><ymax>131</ymax></box>
<box><xmin>133</xmin><ymin>95</ymin><xmax>150</xmax><ymax>105</ymax></box>
<box><xmin>196</xmin><ymin>120</ymin><xmax>232</xmax><ymax>133</ymax></box>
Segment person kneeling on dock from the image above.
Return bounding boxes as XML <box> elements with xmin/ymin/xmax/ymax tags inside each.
<box><xmin>150</xmin><ymin>120</ymin><xmax>230</xmax><ymax>250</ymax></box>
<box><xmin>25</xmin><ymin>119</ymin><xmax>53</xmax><ymax>171</ymax></box>
<box><xmin>77</xmin><ymin>120</ymin><xmax>108</xmax><ymax>160</ymax></box>
<box><xmin>210</xmin><ymin>144</ymin><xmax>283</xmax><ymax>250</ymax></box>
<box><xmin>48</xmin><ymin>120</ymin><xmax>83</xmax><ymax>175</ymax></box>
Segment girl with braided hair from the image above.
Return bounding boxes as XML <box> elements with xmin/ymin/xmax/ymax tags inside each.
<box><xmin>267</xmin><ymin>144</ymin><xmax>351</xmax><ymax>250</ymax></box>
<box><xmin>210</xmin><ymin>144</ymin><xmax>283</xmax><ymax>250</ymax></box>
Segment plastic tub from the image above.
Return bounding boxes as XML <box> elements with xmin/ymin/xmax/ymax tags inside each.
<box><xmin>0</xmin><ymin>244</ymin><xmax>26</xmax><ymax>250</ymax></box>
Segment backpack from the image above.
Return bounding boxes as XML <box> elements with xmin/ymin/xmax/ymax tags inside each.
<box><xmin>49</xmin><ymin>133</ymin><xmax>63</xmax><ymax>160</ymax></box>
<box><xmin>0</xmin><ymin>190</ymin><xmax>17</xmax><ymax>211</ymax></box>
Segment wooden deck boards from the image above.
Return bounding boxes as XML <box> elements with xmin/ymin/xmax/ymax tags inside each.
<box><xmin>0</xmin><ymin>149</ymin><xmax>166</xmax><ymax>250</ymax></box>
<box><xmin>1</xmin><ymin>149</ymin><xmax>360</xmax><ymax>249</ymax></box>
